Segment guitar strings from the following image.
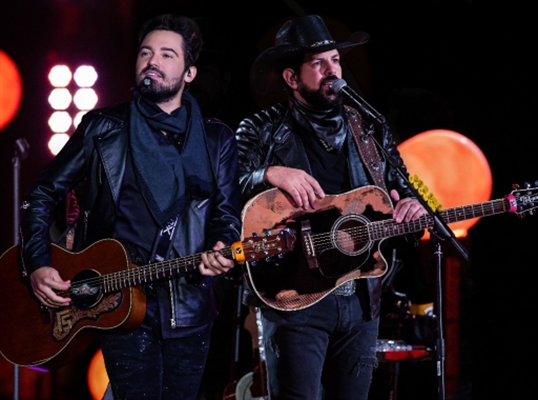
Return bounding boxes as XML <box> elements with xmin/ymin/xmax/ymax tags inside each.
<box><xmin>54</xmin><ymin>239</ymin><xmax>284</xmax><ymax>297</ymax></box>
<box><xmin>307</xmin><ymin>198</ymin><xmax>509</xmax><ymax>251</ymax></box>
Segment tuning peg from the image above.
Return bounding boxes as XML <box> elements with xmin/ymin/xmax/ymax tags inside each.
<box><xmin>524</xmin><ymin>182</ymin><xmax>531</xmax><ymax>189</ymax></box>
<box><xmin>265</xmin><ymin>257</ymin><xmax>272</xmax><ymax>262</ymax></box>
<box><xmin>264</xmin><ymin>230</ymin><xmax>272</xmax><ymax>236</ymax></box>
<box><xmin>512</xmin><ymin>183</ymin><xmax>520</xmax><ymax>190</ymax></box>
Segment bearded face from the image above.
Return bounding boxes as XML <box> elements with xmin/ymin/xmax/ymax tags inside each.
<box><xmin>137</xmin><ymin>67</ymin><xmax>186</xmax><ymax>103</ymax></box>
<box><xmin>297</xmin><ymin>75</ymin><xmax>343</xmax><ymax>110</ymax></box>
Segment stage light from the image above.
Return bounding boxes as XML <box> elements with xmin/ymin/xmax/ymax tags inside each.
<box><xmin>48</xmin><ymin>133</ymin><xmax>70</xmax><ymax>155</ymax></box>
<box><xmin>48</xmin><ymin>88</ymin><xmax>72</xmax><ymax>110</ymax></box>
<box><xmin>48</xmin><ymin>111</ymin><xmax>72</xmax><ymax>133</ymax></box>
<box><xmin>398</xmin><ymin>129</ymin><xmax>492</xmax><ymax>238</ymax></box>
<box><xmin>73</xmin><ymin>88</ymin><xmax>98</xmax><ymax>110</ymax></box>
<box><xmin>48</xmin><ymin>65</ymin><xmax>72</xmax><ymax>87</ymax></box>
<box><xmin>46</xmin><ymin>63</ymin><xmax>99</xmax><ymax>155</ymax></box>
<box><xmin>73</xmin><ymin>111</ymin><xmax>87</xmax><ymax>128</ymax></box>
<box><xmin>0</xmin><ymin>49</ymin><xmax>23</xmax><ymax>131</ymax></box>
<box><xmin>74</xmin><ymin>65</ymin><xmax>98</xmax><ymax>87</ymax></box>
<box><xmin>87</xmin><ymin>349</ymin><xmax>108</xmax><ymax>400</ymax></box>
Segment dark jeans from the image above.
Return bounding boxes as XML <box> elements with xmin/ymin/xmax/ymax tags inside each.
<box><xmin>261</xmin><ymin>293</ymin><xmax>379</xmax><ymax>400</ymax></box>
<box><xmin>99</xmin><ymin>300</ymin><xmax>212</xmax><ymax>400</ymax></box>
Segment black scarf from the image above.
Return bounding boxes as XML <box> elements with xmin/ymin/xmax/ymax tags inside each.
<box><xmin>290</xmin><ymin>97</ymin><xmax>347</xmax><ymax>151</ymax></box>
<box><xmin>129</xmin><ymin>89</ymin><xmax>216</xmax><ymax>226</ymax></box>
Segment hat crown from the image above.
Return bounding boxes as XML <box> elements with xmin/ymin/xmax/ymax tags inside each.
<box><xmin>276</xmin><ymin>15</ymin><xmax>335</xmax><ymax>50</ymax></box>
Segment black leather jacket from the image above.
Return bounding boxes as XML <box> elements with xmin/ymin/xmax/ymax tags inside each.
<box><xmin>20</xmin><ymin>101</ymin><xmax>242</xmax><ymax>328</ymax></box>
<box><xmin>235</xmin><ymin>101</ymin><xmax>415</xmax><ymax>320</ymax></box>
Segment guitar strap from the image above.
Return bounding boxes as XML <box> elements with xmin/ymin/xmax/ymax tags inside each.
<box><xmin>345</xmin><ymin>105</ymin><xmax>389</xmax><ymax>194</ymax></box>
<box><xmin>151</xmin><ymin>215</ymin><xmax>179</xmax><ymax>263</ymax></box>
<box><xmin>150</xmin><ymin>215</ymin><xmax>180</xmax><ymax>328</ymax></box>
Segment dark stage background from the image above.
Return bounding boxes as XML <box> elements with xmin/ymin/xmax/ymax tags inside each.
<box><xmin>1</xmin><ymin>1</ymin><xmax>536</xmax><ymax>399</ymax></box>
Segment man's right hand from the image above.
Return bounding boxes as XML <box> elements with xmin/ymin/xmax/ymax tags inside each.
<box><xmin>30</xmin><ymin>267</ymin><xmax>71</xmax><ymax>308</ymax></box>
<box><xmin>264</xmin><ymin>166</ymin><xmax>325</xmax><ymax>210</ymax></box>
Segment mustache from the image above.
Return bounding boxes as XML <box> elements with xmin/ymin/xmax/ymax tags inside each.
<box><xmin>142</xmin><ymin>66</ymin><xmax>165</xmax><ymax>78</ymax></box>
<box><xmin>321</xmin><ymin>76</ymin><xmax>339</xmax><ymax>91</ymax></box>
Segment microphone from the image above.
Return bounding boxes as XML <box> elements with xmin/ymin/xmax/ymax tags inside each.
<box><xmin>331</xmin><ymin>79</ymin><xmax>385</xmax><ymax>123</ymax></box>
<box><xmin>143</xmin><ymin>78</ymin><xmax>152</xmax><ymax>86</ymax></box>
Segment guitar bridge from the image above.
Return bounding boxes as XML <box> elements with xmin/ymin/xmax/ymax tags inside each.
<box><xmin>300</xmin><ymin>220</ymin><xmax>318</xmax><ymax>270</ymax></box>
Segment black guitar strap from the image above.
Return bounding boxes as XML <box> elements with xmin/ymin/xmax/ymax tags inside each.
<box><xmin>150</xmin><ymin>214</ymin><xmax>181</xmax><ymax>328</ymax></box>
<box><xmin>150</xmin><ymin>215</ymin><xmax>179</xmax><ymax>263</ymax></box>
<box><xmin>345</xmin><ymin>105</ymin><xmax>389</xmax><ymax>194</ymax></box>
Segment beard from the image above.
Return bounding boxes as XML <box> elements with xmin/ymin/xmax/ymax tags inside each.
<box><xmin>297</xmin><ymin>76</ymin><xmax>342</xmax><ymax>110</ymax></box>
<box><xmin>137</xmin><ymin>69</ymin><xmax>185</xmax><ymax>103</ymax></box>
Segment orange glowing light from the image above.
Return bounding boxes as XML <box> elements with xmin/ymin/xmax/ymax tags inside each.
<box><xmin>0</xmin><ymin>50</ymin><xmax>23</xmax><ymax>131</ymax></box>
<box><xmin>87</xmin><ymin>349</ymin><xmax>109</xmax><ymax>400</ymax></box>
<box><xmin>398</xmin><ymin>129</ymin><xmax>492</xmax><ymax>238</ymax></box>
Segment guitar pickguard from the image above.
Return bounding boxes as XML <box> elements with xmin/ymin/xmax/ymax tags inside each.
<box><xmin>52</xmin><ymin>292</ymin><xmax>123</xmax><ymax>341</ymax></box>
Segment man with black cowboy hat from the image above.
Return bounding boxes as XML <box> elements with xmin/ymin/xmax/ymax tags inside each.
<box><xmin>236</xmin><ymin>14</ymin><xmax>427</xmax><ymax>399</ymax></box>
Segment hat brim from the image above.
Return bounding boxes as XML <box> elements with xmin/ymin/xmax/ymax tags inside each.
<box><xmin>251</xmin><ymin>31</ymin><xmax>369</xmax><ymax>94</ymax></box>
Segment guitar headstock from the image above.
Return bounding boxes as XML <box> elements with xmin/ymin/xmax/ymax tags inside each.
<box><xmin>234</xmin><ymin>228</ymin><xmax>296</xmax><ymax>263</ymax></box>
<box><xmin>508</xmin><ymin>181</ymin><xmax>538</xmax><ymax>217</ymax></box>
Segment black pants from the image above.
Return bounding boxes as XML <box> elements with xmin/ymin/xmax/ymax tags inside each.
<box><xmin>99</xmin><ymin>297</ymin><xmax>212</xmax><ymax>400</ymax></box>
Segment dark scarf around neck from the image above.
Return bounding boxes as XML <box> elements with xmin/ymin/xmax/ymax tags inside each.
<box><xmin>129</xmin><ymin>89</ymin><xmax>216</xmax><ymax>226</ymax></box>
<box><xmin>291</xmin><ymin>97</ymin><xmax>348</xmax><ymax>151</ymax></box>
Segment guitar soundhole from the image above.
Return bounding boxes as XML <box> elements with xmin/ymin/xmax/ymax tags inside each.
<box><xmin>70</xmin><ymin>269</ymin><xmax>103</xmax><ymax>309</ymax></box>
<box><xmin>331</xmin><ymin>213</ymin><xmax>371</xmax><ymax>256</ymax></box>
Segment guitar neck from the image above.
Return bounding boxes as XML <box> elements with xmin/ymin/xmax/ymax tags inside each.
<box><xmin>100</xmin><ymin>246</ymin><xmax>234</xmax><ymax>293</ymax></box>
<box><xmin>370</xmin><ymin>196</ymin><xmax>512</xmax><ymax>240</ymax></box>
<box><xmin>97</xmin><ymin>229</ymin><xmax>296</xmax><ymax>294</ymax></box>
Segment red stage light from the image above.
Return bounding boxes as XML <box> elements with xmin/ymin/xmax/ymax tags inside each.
<box><xmin>0</xmin><ymin>50</ymin><xmax>23</xmax><ymax>131</ymax></box>
<box><xmin>398</xmin><ymin>129</ymin><xmax>492</xmax><ymax>238</ymax></box>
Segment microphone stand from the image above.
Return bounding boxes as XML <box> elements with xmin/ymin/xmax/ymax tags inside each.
<box><xmin>11</xmin><ymin>138</ymin><xmax>29</xmax><ymax>400</ymax></box>
<box><xmin>341</xmin><ymin>86</ymin><xmax>469</xmax><ymax>400</ymax></box>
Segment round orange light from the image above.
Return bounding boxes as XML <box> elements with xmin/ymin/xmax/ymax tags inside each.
<box><xmin>398</xmin><ymin>129</ymin><xmax>492</xmax><ymax>238</ymax></box>
<box><xmin>0</xmin><ymin>49</ymin><xmax>23</xmax><ymax>131</ymax></box>
<box><xmin>87</xmin><ymin>349</ymin><xmax>109</xmax><ymax>400</ymax></box>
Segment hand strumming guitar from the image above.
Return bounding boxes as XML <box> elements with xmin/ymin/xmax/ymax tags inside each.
<box><xmin>30</xmin><ymin>266</ymin><xmax>71</xmax><ymax>308</ymax></box>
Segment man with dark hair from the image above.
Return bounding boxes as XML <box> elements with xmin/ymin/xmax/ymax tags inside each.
<box><xmin>20</xmin><ymin>14</ymin><xmax>241</xmax><ymax>399</ymax></box>
<box><xmin>236</xmin><ymin>15</ymin><xmax>427</xmax><ymax>399</ymax></box>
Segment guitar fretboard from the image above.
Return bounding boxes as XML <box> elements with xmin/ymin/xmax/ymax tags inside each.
<box><xmin>100</xmin><ymin>247</ymin><xmax>234</xmax><ymax>293</ymax></box>
<box><xmin>368</xmin><ymin>197</ymin><xmax>510</xmax><ymax>240</ymax></box>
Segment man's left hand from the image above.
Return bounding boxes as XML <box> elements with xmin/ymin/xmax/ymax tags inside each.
<box><xmin>199</xmin><ymin>241</ymin><xmax>235</xmax><ymax>276</ymax></box>
<box><xmin>391</xmin><ymin>189</ymin><xmax>427</xmax><ymax>223</ymax></box>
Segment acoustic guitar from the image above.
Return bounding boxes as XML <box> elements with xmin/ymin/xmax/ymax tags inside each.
<box><xmin>0</xmin><ymin>230</ymin><xmax>296</xmax><ymax>369</ymax></box>
<box><xmin>241</xmin><ymin>183</ymin><xmax>538</xmax><ymax>311</ymax></box>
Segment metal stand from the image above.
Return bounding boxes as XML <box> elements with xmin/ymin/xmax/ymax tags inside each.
<box><xmin>335</xmin><ymin>82</ymin><xmax>469</xmax><ymax>400</ymax></box>
<box><xmin>431</xmin><ymin>237</ymin><xmax>446</xmax><ymax>400</ymax></box>
<box><xmin>11</xmin><ymin>138</ymin><xmax>29</xmax><ymax>400</ymax></box>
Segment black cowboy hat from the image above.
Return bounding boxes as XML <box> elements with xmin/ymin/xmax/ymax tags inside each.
<box><xmin>250</xmin><ymin>14</ymin><xmax>369</xmax><ymax>94</ymax></box>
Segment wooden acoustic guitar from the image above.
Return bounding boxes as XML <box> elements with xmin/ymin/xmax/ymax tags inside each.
<box><xmin>241</xmin><ymin>183</ymin><xmax>538</xmax><ymax>312</ymax></box>
<box><xmin>0</xmin><ymin>230</ymin><xmax>296</xmax><ymax>369</ymax></box>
